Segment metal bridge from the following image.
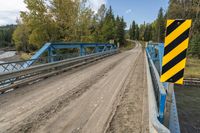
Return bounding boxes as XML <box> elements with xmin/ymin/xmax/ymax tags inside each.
<box><xmin>0</xmin><ymin>42</ymin><xmax>181</xmax><ymax>133</ymax></box>
<box><xmin>0</xmin><ymin>42</ymin><xmax>117</xmax><ymax>73</ymax></box>
<box><xmin>146</xmin><ymin>43</ymin><xmax>180</xmax><ymax>133</ymax></box>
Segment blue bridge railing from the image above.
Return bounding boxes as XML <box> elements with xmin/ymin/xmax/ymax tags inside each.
<box><xmin>146</xmin><ymin>42</ymin><xmax>180</xmax><ymax>133</ymax></box>
<box><xmin>0</xmin><ymin>42</ymin><xmax>117</xmax><ymax>73</ymax></box>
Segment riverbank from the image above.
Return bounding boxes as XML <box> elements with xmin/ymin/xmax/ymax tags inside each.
<box><xmin>185</xmin><ymin>58</ymin><xmax>200</xmax><ymax>78</ymax></box>
<box><xmin>0</xmin><ymin>51</ymin><xmax>20</xmax><ymax>63</ymax></box>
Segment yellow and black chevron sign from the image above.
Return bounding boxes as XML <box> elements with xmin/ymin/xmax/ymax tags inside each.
<box><xmin>160</xmin><ymin>19</ymin><xmax>192</xmax><ymax>85</ymax></box>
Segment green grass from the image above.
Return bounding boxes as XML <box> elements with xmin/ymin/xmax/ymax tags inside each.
<box><xmin>184</xmin><ymin>58</ymin><xmax>200</xmax><ymax>78</ymax></box>
<box><xmin>120</xmin><ymin>40</ymin><xmax>136</xmax><ymax>51</ymax></box>
<box><xmin>20</xmin><ymin>52</ymin><xmax>32</xmax><ymax>60</ymax></box>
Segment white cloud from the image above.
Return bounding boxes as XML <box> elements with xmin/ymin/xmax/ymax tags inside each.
<box><xmin>125</xmin><ymin>9</ymin><xmax>132</xmax><ymax>14</ymax></box>
<box><xmin>0</xmin><ymin>0</ymin><xmax>26</xmax><ymax>11</ymax></box>
<box><xmin>0</xmin><ymin>0</ymin><xmax>107</xmax><ymax>25</ymax></box>
<box><xmin>0</xmin><ymin>10</ymin><xmax>19</xmax><ymax>25</ymax></box>
<box><xmin>0</xmin><ymin>0</ymin><xmax>26</xmax><ymax>25</ymax></box>
<box><xmin>88</xmin><ymin>0</ymin><xmax>107</xmax><ymax>13</ymax></box>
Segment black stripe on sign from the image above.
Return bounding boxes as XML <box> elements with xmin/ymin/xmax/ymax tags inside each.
<box><xmin>162</xmin><ymin>49</ymin><xmax>187</xmax><ymax>74</ymax></box>
<box><xmin>166</xmin><ymin>20</ymin><xmax>185</xmax><ymax>36</ymax></box>
<box><xmin>166</xmin><ymin>69</ymin><xmax>184</xmax><ymax>83</ymax></box>
<box><xmin>164</xmin><ymin>28</ymin><xmax>190</xmax><ymax>56</ymax></box>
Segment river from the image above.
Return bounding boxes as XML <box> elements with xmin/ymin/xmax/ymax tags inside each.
<box><xmin>0</xmin><ymin>51</ymin><xmax>17</xmax><ymax>73</ymax></box>
<box><xmin>175</xmin><ymin>85</ymin><xmax>200</xmax><ymax>133</ymax></box>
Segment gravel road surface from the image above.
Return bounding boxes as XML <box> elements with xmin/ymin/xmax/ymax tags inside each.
<box><xmin>0</xmin><ymin>42</ymin><xmax>148</xmax><ymax>133</ymax></box>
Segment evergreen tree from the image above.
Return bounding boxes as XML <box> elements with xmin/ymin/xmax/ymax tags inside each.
<box><xmin>156</xmin><ymin>8</ymin><xmax>165</xmax><ymax>43</ymax></box>
<box><xmin>151</xmin><ymin>21</ymin><xmax>157</xmax><ymax>42</ymax></box>
<box><xmin>129</xmin><ymin>20</ymin><xmax>136</xmax><ymax>40</ymax></box>
<box><xmin>129</xmin><ymin>24</ymin><xmax>132</xmax><ymax>39</ymax></box>
<box><xmin>144</xmin><ymin>24</ymin><xmax>152</xmax><ymax>41</ymax></box>
<box><xmin>94</xmin><ymin>4</ymin><xmax>107</xmax><ymax>42</ymax></box>
<box><xmin>189</xmin><ymin>34</ymin><xmax>200</xmax><ymax>58</ymax></box>
<box><xmin>97</xmin><ymin>4</ymin><xmax>106</xmax><ymax>22</ymax></box>
<box><xmin>167</xmin><ymin>0</ymin><xmax>184</xmax><ymax>19</ymax></box>
<box><xmin>115</xmin><ymin>16</ymin><xmax>126</xmax><ymax>45</ymax></box>
<box><xmin>135</xmin><ymin>24</ymin><xmax>139</xmax><ymax>40</ymax></box>
<box><xmin>0</xmin><ymin>25</ymin><xmax>16</xmax><ymax>47</ymax></box>
<box><xmin>101</xmin><ymin>6</ymin><xmax>115</xmax><ymax>42</ymax></box>
<box><xmin>132</xmin><ymin>21</ymin><xmax>136</xmax><ymax>40</ymax></box>
<box><xmin>139</xmin><ymin>22</ymin><xmax>146</xmax><ymax>41</ymax></box>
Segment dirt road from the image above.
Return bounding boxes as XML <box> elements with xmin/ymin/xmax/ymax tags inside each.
<box><xmin>107</xmin><ymin>47</ymin><xmax>149</xmax><ymax>133</ymax></box>
<box><xmin>0</xmin><ymin>42</ymin><xmax>148</xmax><ymax>133</ymax></box>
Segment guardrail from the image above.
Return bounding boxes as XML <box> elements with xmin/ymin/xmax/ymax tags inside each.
<box><xmin>146</xmin><ymin>48</ymin><xmax>167</xmax><ymax>123</ymax></box>
<box><xmin>184</xmin><ymin>78</ymin><xmax>200</xmax><ymax>86</ymax></box>
<box><xmin>0</xmin><ymin>53</ymin><xmax>80</xmax><ymax>73</ymax></box>
<box><xmin>169</xmin><ymin>91</ymin><xmax>180</xmax><ymax>133</ymax></box>
<box><xmin>145</xmin><ymin>51</ymin><xmax>170</xmax><ymax>133</ymax></box>
<box><xmin>146</xmin><ymin>42</ymin><xmax>181</xmax><ymax>133</ymax></box>
<box><xmin>0</xmin><ymin>50</ymin><xmax>118</xmax><ymax>94</ymax></box>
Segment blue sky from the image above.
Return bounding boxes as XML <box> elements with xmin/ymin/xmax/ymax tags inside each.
<box><xmin>106</xmin><ymin>0</ymin><xmax>169</xmax><ymax>27</ymax></box>
<box><xmin>0</xmin><ymin>0</ymin><xmax>169</xmax><ymax>27</ymax></box>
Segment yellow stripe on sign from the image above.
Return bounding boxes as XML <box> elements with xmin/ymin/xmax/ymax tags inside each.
<box><xmin>162</xmin><ymin>38</ymin><xmax>189</xmax><ymax>66</ymax></box>
<box><xmin>175</xmin><ymin>77</ymin><xmax>184</xmax><ymax>84</ymax></box>
<box><xmin>164</xmin><ymin>20</ymin><xmax>192</xmax><ymax>47</ymax></box>
<box><xmin>160</xmin><ymin>58</ymin><xmax>186</xmax><ymax>82</ymax></box>
<box><xmin>166</xmin><ymin>20</ymin><xmax>175</xmax><ymax>27</ymax></box>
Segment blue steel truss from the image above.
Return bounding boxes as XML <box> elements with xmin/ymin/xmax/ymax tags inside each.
<box><xmin>26</xmin><ymin>42</ymin><xmax>117</xmax><ymax>67</ymax></box>
<box><xmin>0</xmin><ymin>42</ymin><xmax>117</xmax><ymax>73</ymax></box>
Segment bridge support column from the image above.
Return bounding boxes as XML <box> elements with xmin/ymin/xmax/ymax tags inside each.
<box><xmin>48</xmin><ymin>47</ymin><xmax>54</xmax><ymax>63</ymax></box>
<box><xmin>80</xmin><ymin>44</ymin><xmax>85</xmax><ymax>56</ymax></box>
<box><xmin>95</xmin><ymin>45</ymin><xmax>100</xmax><ymax>53</ymax></box>
<box><xmin>102</xmin><ymin>45</ymin><xmax>107</xmax><ymax>52</ymax></box>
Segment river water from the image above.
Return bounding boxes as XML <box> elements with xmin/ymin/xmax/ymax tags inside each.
<box><xmin>0</xmin><ymin>51</ymin><xmax>16</xmax><ymax>60</ymax></box>
<box><xmin>175</xmin><ymin>85</ymin><xmax>200</xmax><ymax>133</ymax></box>
<box><xmin>0</xmin><ymin>51</ymin><xmax>17</xmax><ymax>73</ymax></box>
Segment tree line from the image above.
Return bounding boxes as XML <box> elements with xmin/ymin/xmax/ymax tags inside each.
<box><xmin>11</xmin><ymin>0</ymin><xmax>126</xmax><ymax>52</ymax></box>
<box><xmin>1</xmin><ymin>0</ymin><xmax>199</xmax><ymax>58</ymax></box>
<box><xmin>0</xmin><ymin>25</ymin><xmax>16</xmax><ymax>48</ymax></box>
<box><xmin>129</xmin><ymin>0</ymin><xmax>200</xmax><ymax>58</ymax></box>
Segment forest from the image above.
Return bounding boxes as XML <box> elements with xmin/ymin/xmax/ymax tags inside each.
<box><xmin>129</xmin><ymin>0</ymin><xmax>200</xmax><ymax>58</ymax></box>
<box><xmin>0</xmin><ymin>25</ymin><xmax>16</xmax><ymax>48</ymax></box>
<box><xmin>12</xmin><ymin>0</ymin><xmax>126</xmax><ymax>53</ymax></box>
<box><xmin>0</xmin><ymin>0</ymin><xmax>199</xmax><ymax>58</ymax></box>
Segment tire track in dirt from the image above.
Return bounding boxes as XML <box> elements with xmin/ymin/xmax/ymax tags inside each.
<box><xmin>103</xmin><ymin>50</ymin><xmax>141</xmax><ymax>133</ymax></box>
<box><xmin>2</xmin><ymin>53</ymin><xmax>131</xmax><ymax>133</ymax></box>
<box><xmin>106</xmin><ymin>42</ymin><xmax>149</xmax><ymax>133</ymax></box>
<box><xmin>35</xmin><ymin>45</ymin><xmax>141</xmax><ymax>133</ymax></box>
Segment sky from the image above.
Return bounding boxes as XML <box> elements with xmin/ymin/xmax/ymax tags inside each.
<box><xmin>0</xmin><ymin>0</ymin><xmax>169</xmax><ymax>28</ymax></box>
